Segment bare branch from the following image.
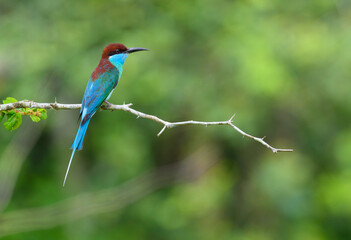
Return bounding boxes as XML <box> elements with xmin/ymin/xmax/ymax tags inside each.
<box><xmin>0</xmin><ymin>101</ymin><xmax>81</xmax><ymax>111</ymax></box>
<box><xmin>0</xmin><ymin>101</ymin><xmax>293</xmax><ymax>152</ymax></box>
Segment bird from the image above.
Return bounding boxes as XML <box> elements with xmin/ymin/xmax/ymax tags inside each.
<box><xmin>64</xmin><ymin>43</ymin><xmax>148</xmax><ymax>186</ymax></box>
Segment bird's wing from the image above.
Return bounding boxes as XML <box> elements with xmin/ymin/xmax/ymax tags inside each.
<box><xmin>80</xmin><ymin>68</ymin><xmax>119</xmax><ymax>124</ymax></box>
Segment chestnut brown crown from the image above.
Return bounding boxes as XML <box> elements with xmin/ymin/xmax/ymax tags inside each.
<box><xmin>101</xmin><ymin>43</ymin><xmax>148</xmax><ymax>58</ymax></box>
<box><xmin>101</xmin><ymin>43</ymin><xmax>128</xmax><ymax>58</ymax></box>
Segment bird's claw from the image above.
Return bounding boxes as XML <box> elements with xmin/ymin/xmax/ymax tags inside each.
<box><xmin>104</xmin><ymin>100</ymin><xmax>112</xmax><ymax>107</ymax></box>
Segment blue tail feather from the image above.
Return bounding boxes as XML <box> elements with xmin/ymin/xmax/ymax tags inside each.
<box><xmin>64</xmin><ymin>118</ymin><xmax>91</xmax><ymax>186</ymax></box>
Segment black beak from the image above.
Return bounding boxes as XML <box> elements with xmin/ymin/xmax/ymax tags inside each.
<box><xmin>126</xmin><ymin>47</ymin><xmax>149</xmax><ymax>54</ymax></box>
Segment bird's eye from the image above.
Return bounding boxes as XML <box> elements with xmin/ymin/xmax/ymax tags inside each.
<box><xmin>108</xmin><ymin>49</ymin><xmax>122</xmax><ymax>56</ymax></box>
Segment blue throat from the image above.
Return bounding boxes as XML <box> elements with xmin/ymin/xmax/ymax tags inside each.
<box><xmin>109</xmin><ymin>53</ymin><xmax>129</xmax><ymax>71</ymax></box>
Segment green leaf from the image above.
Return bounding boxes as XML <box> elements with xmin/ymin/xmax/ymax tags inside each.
<box><xmin>30</xmin><ymin>115</ymin><xmax>41</xmax><ymax>122</ymax></box>
<box><xmin>6</xmin><ymin>110</ymin><xmax>16</xmax><ymax>117</ymax></box>
<box><xmin>0</xmin><ymin>112</ymin><xmax>4</xmax><ymax>122</ymax></box>
<box><xmin>13</xmin><ymin>113</ymin><xmax>22</xmax><ymax>130</ymax></box>
<box><xmin>4</xmin><ymin>112</ymin><xmax>22</xmax><ymax>131</ymax></box>
<box><xmin>38</xmin><ymin>109</ymin><xmax>47</xmax><ymax>120</ymax></box>
<box><xmin>3</xmin><ymin>97</ymin><xmax>18</xmax><ymax>104</ymax></box>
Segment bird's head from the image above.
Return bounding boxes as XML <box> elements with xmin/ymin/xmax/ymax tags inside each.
<box><xmin>101</xmin><ymin>43</ymin><xmax>148</xmax><ymax>66</ymax></box>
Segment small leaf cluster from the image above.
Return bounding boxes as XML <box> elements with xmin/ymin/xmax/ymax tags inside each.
<box><xmin>0</xmin><ymin>97</ymin><xmax>47</xmax><ymax>131</ymax></box>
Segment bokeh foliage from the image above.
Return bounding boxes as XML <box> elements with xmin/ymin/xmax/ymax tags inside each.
<box><xmin>0</xmin><ymin>0</ymin><xmax>350</xmax><ymax>239</ymax></box>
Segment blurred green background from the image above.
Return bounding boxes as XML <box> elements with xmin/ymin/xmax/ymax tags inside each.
<box><xmin>0</xmin><ymin>0</ymin><xmax>351</xmax><ymax>239</ymax></box>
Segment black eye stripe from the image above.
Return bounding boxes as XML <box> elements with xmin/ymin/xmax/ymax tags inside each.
<box><xmin>108</xmin><ymin>50</ymin><xmax>121</xmax><ymax>56</ymax></box>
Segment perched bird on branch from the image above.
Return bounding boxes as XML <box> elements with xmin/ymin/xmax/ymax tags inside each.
<box><xmin>64</xmin><ymin>43</ymin><xmax>148</xmax><ymax>186</ymax></box>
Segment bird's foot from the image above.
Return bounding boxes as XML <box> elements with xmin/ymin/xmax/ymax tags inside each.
<box><xmin>104</xmin><ymin>100</ymin><xmax>112</xmax><ymax>107</ymax></box>
<box><xmin>103</xmin><ymin>101</ymin><xmax>114</xmax><ymax>111</ymax></box>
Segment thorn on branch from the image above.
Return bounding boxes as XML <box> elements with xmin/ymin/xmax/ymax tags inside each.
<box><xmin>123</xmin><ymin>103</ymin><xmax>133</xmax><ymax>107</ymax></box>
<box><xmin>229</xmin><ymin>113</ymin><xmax>236</xmax><ymax>122</ymax></box>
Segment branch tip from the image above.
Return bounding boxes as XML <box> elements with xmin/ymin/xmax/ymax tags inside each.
<box><xmin>157</xmin><ymin>125</ymin><xmax>167</xmax><ymax>136</ymax></box>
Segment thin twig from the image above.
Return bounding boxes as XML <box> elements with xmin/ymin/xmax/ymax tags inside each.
<box><xmin>0</xmin><ymin>101</ymin><xmax>293</xmax><ymax>152</ymax></box>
